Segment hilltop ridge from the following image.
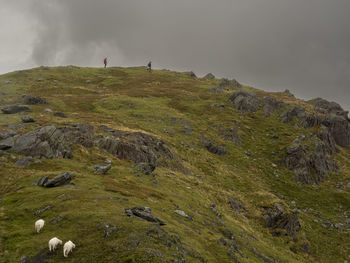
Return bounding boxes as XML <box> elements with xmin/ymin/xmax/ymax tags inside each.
<box><xmin>0</xmin><ymin>66</ymin><xmax>349</xmax><ymax>263</ymax></box>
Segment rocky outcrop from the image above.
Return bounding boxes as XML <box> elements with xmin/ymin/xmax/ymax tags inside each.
<box><xmin>184</xmin><ymin>71</ymin><xmax>197</xmax><ymax>78</ymax></box>
<box><xmin>263</xmin><ymin>203</ymin><xmax>301</xmax><ymax>239</ymax></box>
<box><xmin>1</xmin><ymin>105</ymin><xmax>30</xmax><ymax>114</ymax></box>
<box><xmin>97</xmin><ymin>126</ymin><xmax>175</xmax><ymax>169</ymax></box>
<box><xmin>280</xmin><ymin>106</ymin><xmax>307</xmax><ymax>123</ymax></box>
<box><xmin>228</xmin><ymin>196</ymin><xmax>248</xmax><ymax>217</ymax></box>
<box><xmin>263</xmin><ymin>97</ymin><xmax>287</xmax><ymax>117</ymax></box>
<box><xmin>204</xmin><ymin>73</ymin><xmax>215</xmax><ymax>79</ymax></box>
<box><xmin>219</xmin><ymin>128</ymin><xmax>241</xmax><ymax>145</ymax></box>
<box><xmin>11</xmin><ymin>126</ymin><xmax>72</xmax><ymax>159</ymax></box>
<box><xmin>54</xmin><ymin>111</ymin><xmax>67</xmax><ymax>118</ymax></box>
<box><xmin>219</xmin><ymin>78</ymin><xmax>242</xmax><ymax>89</ymax></box>
<box><xmin>44</xmin><ymin>172</ymin><xmax>75</xmax><ymax>187</ymax></box>
<box><xmin>125</xmin><ymin>207</ymin><xmax>166</xmax><ymax>225</ymax></box>
<box><xmin>229</xmin><ymin>90</ymin><xmax>260</xmax><ymax>113</ymax></box>
<box><xmin>0</xmin><ymin>137</ymin><xmax>15</xmax><ymax>150</ymax></box>
<box><xmin>322</xmin><ymin>114</ymin><xmax>350</xmax><ymax>147</ymax></box>
<box><xmin>93</xmin><ymin>163</ymin><xmax>111</xmax><ymax>174</ymax></box>
<box><xmin>285</xmin><ymin>134</ymin><xmax>339</xmax><ymax>184</ymax></box>
<box><xmin>203</xmin><ymin>137</ymin><xmax>227</xmax><ymax>155</ymax></box>
<box><xmin>22</xmin><ymin>95</ymin><xmax>47</xmax><ymax>105</ymax></box>
<box><xmin>312</xmin><ymin>97</ymin><xmax>348</xmax><ymax>118</ymax></box>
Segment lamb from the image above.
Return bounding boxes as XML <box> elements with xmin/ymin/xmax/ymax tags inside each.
<box><xmin>34</xmin><ymin>219</ymin><xmax>45</xmax><ymax>233</ymax></box>
<box><xmin>48</xmin><ymin>237</ymin><xmax>62</xmax><ymax>252</ymax></box>
<box><xmin>63</xmin><ymin>240</ymin><xmax>76</xmax><ymax>257</ymax></box>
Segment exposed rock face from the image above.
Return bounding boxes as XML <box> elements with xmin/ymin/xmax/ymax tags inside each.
<box><xmin>228</xmin><ymin>196</ymin><xmax>248</xmax><ymax>217</ymax></box>
<box><xmin>97</xmin><ymin>126</ymin><xmax>175</xmax><ymax>168</ymax></box>
<box><xmin>0</xmin><ymin>137</ymin><xmax>15</xmax><ymax>150</ymax></box>
<box><xmin>263</xmin><ymin>203</ymin><xmax>301</xmax><ymax>238</ymax></box>
<box><xmin>134</xmin><ymin>162</ymin><xmax>155</xmax><ymax>175</ymax></box>
<box><xmin>263</xmin><ymin>97</ymin><xmax>287</xmax><ymax>117</ymax></box>
<box><xmin>203</xmin><ymin>137</ymin><xmax>227</xmax><ymax>155</ymax></box>
<box><xmin>12</xmin><ymin>126</ymin><xmax>72</xmax><ymax>159</ymax></box>
<box><xmin>22</xmin><ymin>95</ymin><xmax>47</xmax><ymax>105</ymax></box>
<box><xmin>312</xmin><ymin>97</ymin><xmax>348</xmax><ymax>118</ymax></box>
<box><xmin>125</xmin><ymin>207</ymin><xmax>166</xmax><ymax>225</ymax></box>
<box><xmin>44</xmin><ymin>172</ymin><xmax>75</xmax><ymax>187</ymax></box>
<box><xmin>32</xmin><ymin>176</ymin><xmax>49</xmax><ymax>187</ymax></box>
<box><xmin>285</xmin><ymin>134</ymin><xmax>339</xmax><ymax>184</ymax></box>
<box><xmin>1</xmin><ymin>105</ymin><xmax>30</xmax><ymax>114</ymax></box>
<box><xmin>280</xmin><ymin>106</ymin><xmax>307</xmax><ymax>123</ymax></box>
<box><xmin>0</xmin><ymin>130</ymin><xmax>16</xmax><ymax>140</ymax></box>
<box><xmin>219</xmin><ymin>78</ymin><xmax>242</xmax><ymax>89</ymax></box>
<box><xmin>93</xmin><ymin>163</ymin><xmax>111</xmax><ymax>174</ymax></box>
<box><xmin>185</xmin><ymin>71</ymin><xmax>197</xmax><ymax>78</ymax></box>
<box><xmin>322</xmin><ymin>114</ymin><xmax>350</xmax><ymax>147</ymax></box>
<box><xmin>204</xmin><ymin>73</ymin><xmax>215</xmax><ymax>79</ymax></box>
<box><xmin>229</xmin><ymin>90</ymin><xmax>260</xmax><ymax>113</ymax></box>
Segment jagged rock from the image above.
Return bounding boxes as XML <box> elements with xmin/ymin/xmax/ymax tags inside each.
<box><xmin>44</xmin><ymin>172</ymin><xmax>75</xmax><ymax>187</ymax></box>
<box><xmin>53</xmin><ymin>111</ymin><xmax>67</xmax><ymax>118</ymax></box>
<box><xmin>263</xmin><ymin>203</ymin><xmax>301</xmax><ymax>238</ymax></box>
<box><xmin>219</xmin><ymin>78</ymin><xmax>242</xmax><ymax>89</ymax></box>
<box><xmin>34</xmin><ymin>205</ymin><xmax>52</xmax><ymax>216</ymax></box>
<box><xmin>15</xmin><ymin>157</ymin><xmax>32</xmax><ymax>167</ymax></box>
<box><xmin>0</xmin><ymin>137</ymin><xmax>15</xmax><ymax>150</ymax></box>
<box><xmin>125</xmin><ymin>207</ymin><xmax>166</xmax><ymax>225</ymax></box>
<box><xmin>283</xmin><ymin>89</ymin><xmax>294</xmax><ymax>97</ymax></box>
<box><xmin>285</xmin><ymin>134</ymin><xmax>339</xmax><ymax>184</ymax></box>
<box><xmin>203</xmin><ymin>137</ymin><xmax>227</xmax><ymax>155</ymax></box>
<box><xmin>185</xmin><ymin>71</ymin><xmax>197</xmax><ymax>78</ymax></box>
<box><xmin>97</xmin><ymin>126</ymin><xmax>175</xmax><ymax>168</ymax></box>
<box><xmin>263</xmin><ymin>97</ymin><xmax>287</xmax><ymax>117</ymax></box>
<box><xmin>12</xmin><ymin>125</ymin><xmax>72</xmax><ymax>158</ymax></box>
<box><xmin>1</xmin><ymin>105</ymin><xmax>30</xmax><ymax>114</ymax></box>
<box><xmin>228</xmin><ymin>196</ymin><xmax>248</xmax><ymax>217</ymax></box>
<box><xmin>174</xmin><ymin>210</ymin><xmax>192</xmax><ymax>220</ymax></box>
<box><xmin>204</xmin><ymin>73</ymin><xmax>215</xmax><ymax>79</ymax></box>
<box><xmin>22</xmin><ymin>116</ymin><xmax>35</xmax><ymax>123</ymax></box>
<box><xmin>322</xmin><ymin>114</ymin><xmax>350</xmax><ymax>147</ymax></box>
<box><xmin>311</xmin><ymin>97</ymin><xmax>348</xmax><ymax>119</ymax></box>
<box><xmin>229</xmin><ymin>90</ymin><xmax>260</xmax><ymax>112</ymax></box>
<box><xmin>22</xmin><ymin>95</ymin><xmax>47</xmax><ymax>105</ymax></box>
<box><xmin>134</xmin><ymin>162</ymin><xmax>155</xmax><ymax>175</ymax></box>
<box><xmin>0</xmin><ymin>130</ymin><xmax>16</xmax><ymax>140</ymax></box>
<box><xmin>32</xmin><ymin>176</ymin><xmax>49</xmax><ymax>187</ymax></box>
<box><xmin>93</xmin><ymin>163</ymin><xmax>111</xmax><ymax>174</ymax></box>
<box><xmin>280</xmin><ymin>106</ymin><xmax>307</xmax><ymax>123</ymax></box>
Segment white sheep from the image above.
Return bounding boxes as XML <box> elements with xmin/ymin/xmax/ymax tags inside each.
<box><xmin>34</xmin><ymin>219</ymin><xmax>45</xmax><ymax>233</ymax></box>
<box><xmin>48</xmin><ymin>237</ymin><xmax>62</xmax><ymax>252</ymax></box>
<box><xmin>63</xmin><ymin>240</ymin><xmax>76</xmax><ymax>257</ymax></box>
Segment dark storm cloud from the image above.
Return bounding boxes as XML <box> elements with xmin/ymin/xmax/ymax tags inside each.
<box><xmin>3</xmin><ymin>0</ymin><xmax>350</xmax><ymax>109</ymax></box>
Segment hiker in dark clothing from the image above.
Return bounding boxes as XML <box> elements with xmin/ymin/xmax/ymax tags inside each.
<box><xmin>104</xmin><ymin>57</ymin><xmax>107</xmax><ymax>68</ymax></box>
<box><xmin>147</xmin><ymin>61</ymin><xmax>152</xmax><ymax>72</ymax></box>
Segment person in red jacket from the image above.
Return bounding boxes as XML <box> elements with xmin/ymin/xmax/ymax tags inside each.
<box><xmin>103</xmin><ymin>57</ymin><xmax>107</xmax><ymax>68</ymax></box>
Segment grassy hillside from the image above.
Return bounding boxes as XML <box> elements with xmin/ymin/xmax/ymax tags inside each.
<box><xmin>0</xmin><ymin>66</ymin><xmax>349</xmax><ymax>262</ymax></box>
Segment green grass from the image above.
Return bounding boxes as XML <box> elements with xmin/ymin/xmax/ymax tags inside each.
<box><xmin>0</xmin><ymin>66</ymin><xmax>349</xmax><ymax>262</ymax></box>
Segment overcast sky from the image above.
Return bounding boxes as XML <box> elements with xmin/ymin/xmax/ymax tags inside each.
<box><xmin>1</xmin><ymin>0</ymin><xmax>350</xmax><ymax>110</ymax></box>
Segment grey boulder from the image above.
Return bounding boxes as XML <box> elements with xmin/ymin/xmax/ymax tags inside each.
<box><xmin>93</xmin><ymin>163</ymin><xmax>111</xmax><ymax>174</ymax></box>
<box><xmin>44</xmin><ymin>172</ymin><xmax>75</xmax><ymax>187</ymax></box>
<box><xmin>229</xmin><ymin>90</ymin><xmax>260</xmax><ymax>113</ymax></box>
<box><xmin>125</xmin><ymin>207</ymin><xmax>165</xmax><ymax>225</ymax></box>
<box><xmin>1</xmin><ymin>105</ymin><xmax>30</xmax><ymax>114</ymax></box>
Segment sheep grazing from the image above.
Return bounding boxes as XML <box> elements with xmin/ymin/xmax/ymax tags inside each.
<box><xmin>48</xmin><ymin>237</ymin><xmax>62</xmax><ymax>252</ymax></box>
<box><xmin>63</xmin><ymin>240</ymin><xmax>76</xmax><ymax>257</ymax></box>
<box><xmin>34</xmin><ymin>219</ymin><xmax>45</xmax><ymax>233</ymax></box>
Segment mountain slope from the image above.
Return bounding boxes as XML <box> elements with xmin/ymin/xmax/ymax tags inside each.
<box><xmin>0</xmin><ymin>66</ymin><xmax>349</xmax><ymax>263</ymax></box>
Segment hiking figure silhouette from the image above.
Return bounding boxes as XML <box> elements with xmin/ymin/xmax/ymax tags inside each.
<box><xmin>104</xmin><ymin>57</ymin><xmax>107</xmax><ymax>68</ymax></box>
